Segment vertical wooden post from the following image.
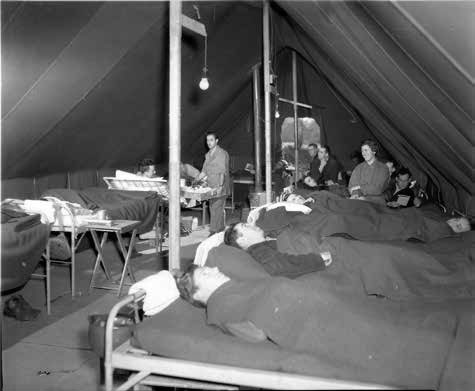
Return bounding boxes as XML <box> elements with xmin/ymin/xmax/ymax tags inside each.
<box><xmin>169</xmin><ymin>0</ymin><xmax>182</xmax><ymax>271</ymax></box>
<box><xmin>252</xmin><ymin>65</ymin><xmax>263</xmax><ymax>192</ymax></box>
<box><xmin>263</xmin><ymin>0</ymin><xmax>272</xmax><ymax>203</ymax></box>
<box><xmin>292</xmin><ymin>50</ymin><xmax>299</xmax><ymax>187</ymax></box>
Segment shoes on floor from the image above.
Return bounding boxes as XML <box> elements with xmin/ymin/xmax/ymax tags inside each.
<box><xmin>3</xmin><ymin>295</ymin><xmax>41</xmax><ymax>321</ymax></box>
<box><xmin>49</xmin><ymin>233</ymin><xmax>72</xmax><ymax>260</ymax></box>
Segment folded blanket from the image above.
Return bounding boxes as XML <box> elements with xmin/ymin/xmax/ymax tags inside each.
<box><xmin>129</xmin><ymin>271</ymin><xmax>179</xmax><ymax>316</ymax></box>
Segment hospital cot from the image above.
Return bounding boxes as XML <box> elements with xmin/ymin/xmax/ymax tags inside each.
<box><xmin>104</xmin><ymin>291</ymin><xmax>399</xmax><ymax>391</ymax></box>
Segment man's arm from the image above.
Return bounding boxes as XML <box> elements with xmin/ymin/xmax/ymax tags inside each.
<box><xmin>248</xmin><ymin>241</ymin><xmax>327</xmax><ymax>278</ymax></box>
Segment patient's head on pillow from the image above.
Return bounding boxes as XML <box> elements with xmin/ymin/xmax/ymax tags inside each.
<box><xmin>281</xmin><ymin>192</ymin><xmax>307</xmax><ymax>205</ymax></box>
<box><xmin>224</xmin><ymin>222</ymin><xmax>265</xmax><ymax>250</ymax></box>
<box><xmin>446</xmin><ymin>217</ymin><xmax>471</xmax><ymax>233</ymax></box>
<box><xmin>175</xmin><ymin>264</ymin><xmax>230</xmax><ymax>307</ymax></box>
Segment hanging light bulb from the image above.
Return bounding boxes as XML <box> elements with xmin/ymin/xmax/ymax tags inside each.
<box><xmin>199</xmin><ymin>67</ymin><xmax>209</xmax><ymax>90</ymax></box>
<box><xmin>199</xmin><ymin>36</ymin><xmax>210</xmax><ymax>91</ymax></box>
<box><xmin>275</xmin><ymin>109</ymin><xmax>280</xmax><ymax>118</ymax></box>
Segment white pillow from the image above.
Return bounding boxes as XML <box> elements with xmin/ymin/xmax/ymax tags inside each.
<box><xmin>129</xmin><ymin>271</ymin><xmax>180</xmax><ymax>316</ymax></box>
<box><xmin>193</xmin><ymin>231</ymin><xmax>225</xmax><ymax>266</ymax></box>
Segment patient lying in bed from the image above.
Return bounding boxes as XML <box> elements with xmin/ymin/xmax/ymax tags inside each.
<box><xmin>266</xmin><ymin>190</ymin><xmax>471</xmax><ymax>242</ymax></box>
<box><xmin>175</xmin><ymin>264</ymin><xmax>456</xmax><ymax>387</ymax></box>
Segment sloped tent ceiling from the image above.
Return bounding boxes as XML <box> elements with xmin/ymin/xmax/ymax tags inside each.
<box><xmin>1</xmin><ymin>1</ymin><xmax>473</xmax><ymax>214</ymax></box>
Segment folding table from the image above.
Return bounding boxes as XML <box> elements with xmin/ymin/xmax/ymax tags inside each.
<box><xmin>88</xmin><ymin>219</ymin><xmax>141</xmax><ymax>296</ymax></box>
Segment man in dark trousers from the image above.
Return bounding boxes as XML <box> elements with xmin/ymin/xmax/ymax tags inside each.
<box><xmin>195</xmin><ymin>132</ymin><xmax>230</xmax><ymax>236</ymax></box>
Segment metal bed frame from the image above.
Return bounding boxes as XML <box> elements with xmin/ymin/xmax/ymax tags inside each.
<box><xmin>104</xmin><ymin>291</ymin><xmax>400</xmax><ymax>391</ymax></box>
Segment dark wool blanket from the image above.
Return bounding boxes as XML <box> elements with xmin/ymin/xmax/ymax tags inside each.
<box><xmin>276</xmin><ymin>229</ymin><xmax>475</xmax><ymax>301</ymax></box>
<box><xmin>207</xmin><ymin>278</ymin><xmax>455</xmax><ymax>389</ymax></box>
<box><xmin>298</xmin><ymin>190</ymin><xmax>455</xmax><ymax>242</ymax></box>
<box><xmin>1</xmin><ymin>210</ymin><xmax>51</xmax><ymax>292</ymax></box>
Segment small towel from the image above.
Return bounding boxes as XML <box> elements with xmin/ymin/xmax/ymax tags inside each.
<box><xmin>22</xmin><ymin>200</ymin><xmax>56</xmax><ymax>224</ymax></box>
<box><xmin>193</xmin><ymin>231</ymin><xmax>225</xmax><ymax>266</ymax></box>
<box><xmin>247</xmin><ymin>202</ymin><xmax>311</xmax><ymax>225</ymax></box>
<box><xmin>128</xmin><ymin>271</ymin><xmax>180</xmax><ymax>316</ymax></box>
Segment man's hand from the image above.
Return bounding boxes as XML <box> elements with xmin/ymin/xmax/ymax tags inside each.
<box><xmin>320</xmin><ymin>251</ymin><xmax>333</xmax><ymax>267</ymax></box>
<box><xmin>387</xmin><ymin>201</ymin><xmax>400</xmax><ymax>208</ymax></box>
<box><xmin>225</xmin><ymin>321</ymin><xmax>267</xmax><ymax>343</ymax></box>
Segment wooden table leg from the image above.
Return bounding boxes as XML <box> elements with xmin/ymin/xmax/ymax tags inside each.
<box><xmin>116</xmin><ymin>229</ymin><xmax>138</xmax><ymax>296</ymax></box>
<box><xmin>89</xmin><ymin>231</ymin><xmax>112</xmax><ymax>291</ymax></box>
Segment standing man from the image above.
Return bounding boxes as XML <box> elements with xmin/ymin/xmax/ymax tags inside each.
<box><xmin>196</xmin><ymin>131</ymin><xmax>230</xmax><ymax>236</ymax></box>
<box><xmin>348</xmin><ymin>139</ymin><xmax>389</xmax><ymax>203</ymax></box>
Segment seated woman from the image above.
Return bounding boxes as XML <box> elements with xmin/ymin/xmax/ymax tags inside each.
<box><xmin>348</xmin><ymin>139</ymin><xmax>389</xmax><ymax>203</ymax></box>
<box><xmin>175</xmin><ymin>264</ymin><xmax>455</xmax><ymax>388</ymax></box>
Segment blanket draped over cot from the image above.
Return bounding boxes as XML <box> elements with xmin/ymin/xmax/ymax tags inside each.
<box><xmin>206</xmin><ymin>278</ymin><xmax>455</xmax><ymax>388</ymax></box>
<box><xmin>262</xmin><ymin>190</ymin><xmax>455</xmax><ymax>242</ymax></box>
<box><xmin>276</xmin><ymin>231</ymin><xmax>475</xmax><ymax>300</ymax></box>
<box><xmin>42</xmin><ymin>187</ymin><xmax>160</xmax><ymax>234</ymax></box>
<box><xmin>1</xmin><ymin>208</ymin><xmax>51</xmax><ymax>292</ymax></box>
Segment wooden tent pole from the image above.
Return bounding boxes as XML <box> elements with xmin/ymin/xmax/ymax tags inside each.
<box><xmin>168</xmin><ymin>0</ymin><xmax>182</xmax><ymax>271</ymax></box>
<box><xmin>292</xmin><ymin>50</ymin><xmax>299</xmax><ymax>187</ymax></box>
<box><xmin>252</xmin><ymin>65</ymin><xmax>263</xmax><ymax>192</ymax></box>
<box><xmin>263</xmin><ymin>0</ymin><xmax>272</xmax><ymax>203</ymax></box>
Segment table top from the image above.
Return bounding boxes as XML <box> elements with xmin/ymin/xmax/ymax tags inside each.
<box><xmin>85</xmin><ymin>219</ymin><xmax>141</xmax><ymax>233</ymax></box>
<box><xmin>52</xmin><ymin>219</ymin><xmax>140</xmax><ymax>234</ymax></box>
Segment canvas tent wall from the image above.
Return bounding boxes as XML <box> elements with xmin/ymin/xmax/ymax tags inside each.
<box><xmin>2</xmin><ymin>1</ymin><xmax>473</xmax><ymax>215</ymax></box>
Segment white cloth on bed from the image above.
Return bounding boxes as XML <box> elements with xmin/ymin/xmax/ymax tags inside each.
<box><xmin>129</xmin><ymin>271</ymin><xmax>180</xmax><ymax>316</ymax></box>
<box><xmin>247</xmin><ymin>202</ymin><xmax>312</xmax><ymax>225</ymax></box>
<box><xmin>193</xmin><ymin>231</ymin><xmax>225</xmax><ymax>266</ymax></box>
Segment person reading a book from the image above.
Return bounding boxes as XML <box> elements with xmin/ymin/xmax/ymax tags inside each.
<box><xmin>384</xmin><ymin>167</ymin><xmax>421</xmax><ymax>208</ymax></box>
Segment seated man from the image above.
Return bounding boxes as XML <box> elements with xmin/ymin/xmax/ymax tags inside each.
<box><xmin>348</xmin><ymin>139</ymin><xmax>389</xmax><ymax>203</ymax></box>
<box><xmin>315</xmin><ymin>145</ymin><xmax>343</xmax><ymax>186</ymax></box>
<box><xmin>384</xmin><ymin>167</ymin><xmax>421</xmax><ymax>208</ymax></box>
<box><xmin>136</xmin><ymin>158</ymin><xmax>157</xmax><ymax>178</ymax></box>
<box><xmin>223</xmin><ymin>222</ymin><xmax>332</xmax><ymax>278</ymax></box>
<box><xmin>175</xmin><ymin>264</ymin><xmax>456</xmax><ymax>387</ymax></box>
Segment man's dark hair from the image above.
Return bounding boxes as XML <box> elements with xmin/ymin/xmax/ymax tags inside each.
<box><xmin>361</xmin><ymin>139</ymin><xmax>379</xmax><ymax>154</ymax></box>
<box><xmin>138</xmin><ymin>157</ymin><xmax>155</xmax><ymax>173</ymax></box>
<box><xmin>397</xmin><ymin>167</ymin><xmax>412</xmax><ymax>178</ymax></box>
<box><xmin>308</xmin><ymin>143</ymin><xmax>318</xmax><ymax>149</ymax></box>
<box><xmin>223</xmin><ymin>222</ymin><xmax>242</xmax><ymax>248</ymax></box>
<box><xmin>320</xmin><ymin>144</ymin><xmax>331</xmax><ymax>155</ymax></box>
<box><xmin>174</xmin><ymin>264</ymin><xmax>205</xmax><ymax>308</ymax></box>
<box><xmin>206</xmin><ymin>131</ymin><xmax>219</xmax><ymax>139</ymax></box>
